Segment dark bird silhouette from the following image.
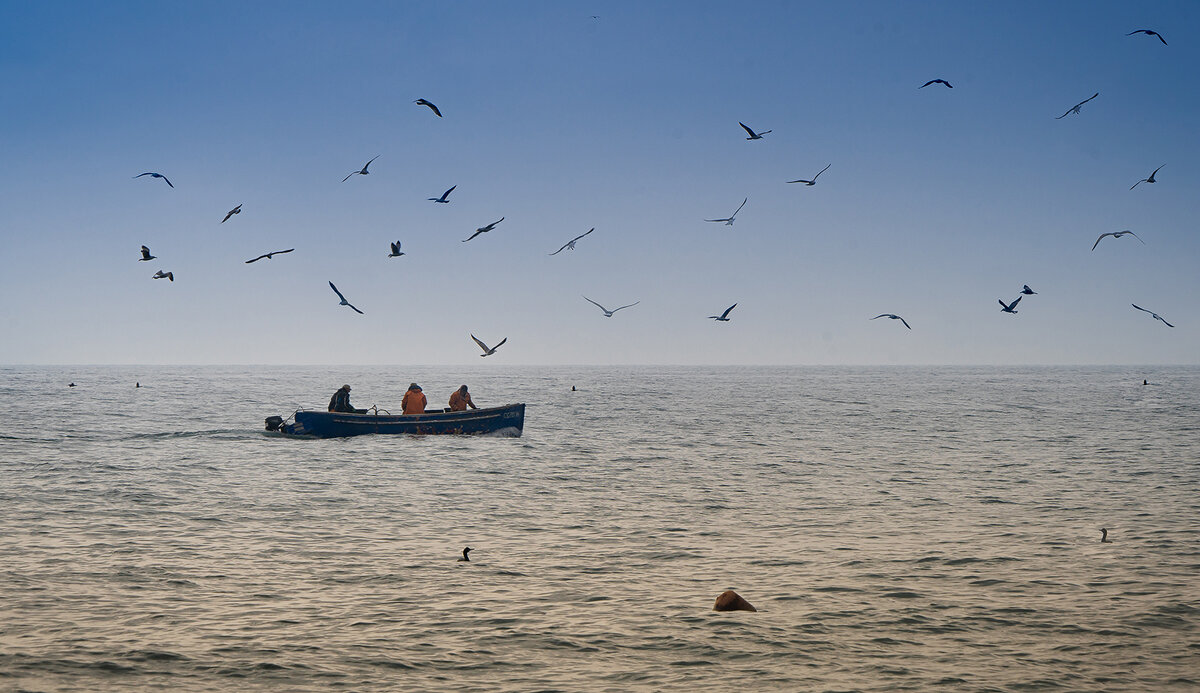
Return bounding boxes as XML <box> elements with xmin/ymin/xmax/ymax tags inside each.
<box><xmin>1126</xmin><ymin>29</ymin><xmax>1167</xmax><ymax>45</ymax></box>
<box><xmin>152</xmin><ymin>270</ymin><xmax>174</xmax><ymax>282</ymax></box>
<box><xmin>415</xmin><ymin>99</ymin><xmax>442</xmax><ymax>117</ymax></box>
<box><xmin>388</xmin><ymin>241</ymin><xmax>405</xmax><ymax>258</ymax></box>
<box><xmin>872</xmin><ymin>313</ymin><xmax>911</xmax><ymax>329</ymax></box>
<box><xmin>428</xmin><ymin>185</ymin><xmax>456</xmax><ymax>203</ymax></box>
<box><xmin>1056</xmin><ymin>93</ymin><xmax>1099</xmax><ymax>119</ymax></box>
<box><xmin>1100</xmin><ymin>528</ymin><xmax>1111</xmax><ymax>543</ymax></box>
<box><xmin>1021</xmin><ymin>285</ymin><xmax>1037</xmax><ymax>295</ymax></box>
<box><xmin>471</xmin><ymin>334</ymin><xmax>506</xmax><ymax>357</ymax></box>
<box><xmin>999</xmin><ymin>296</ymin><xmax>1021</xmax><ymax>314</ymax></box>
<box><xmin>739</xmin><ymin>122</ymin><xmax>771</xmax><ymax>140</ymax></box>
<box><xmin>549</xmin><ymin>228</ymin><xmax>594</xmax><ymax>255</ymax></box>
<box><xmin>138</xmin><ymin>245</ymin><xmax>156</xmax><ymax>262</ymax></box>
<box><xmin>328</xmin><ymin>281</ymin><xmax>363</xmax><ymax>314</ymax></box>
<box><xmin>245</xmin><ymin>249</ymin><xmax>294</xmax><ymax>264</ymax></box>
<box><xmin>458</xmin><ymin>547</ymin><xmax>472</xmax><ymax>561</ymax></box>
<box><xmin>705</xmin><ymin>198</ymin><xmax>747</xmax><ymax>226</ymax></box>
<box><xmin>463</xmin><ymin>217</ymin><xmax>504</xmax><ymax>242</ymax></box>
<box><xmin>920</xmin><ymin>79</ymin><xmax>953</xmax><ymax>89</ymax></box>
<box><xmin>1132</xmin><ymin>304</ymin><xmax>1174</xmax><ymax>327</ymax></box>
<box><xmin>709</xmin><ymin>304</ymin><xmax>737</xmax><ymax>321</ymax></box>
<box><xmin>221</xmin><ymin>204</ymin><xmax>242</xmax><ymax>223</ymax></box>
<box><xmin>342</xmin><ymin>155</ymin><xmax>379</xmax><ymax>182</ymax></box>
<box><xmin>583</xmin><ymin>296</ymin><xmax>639</xmax><ymax>317</ymax></box>
<box><xmin>1130</xmin><ymin>165</ymin><xmax>1164</xmax><ymax>190</ymax></box>
<box><xmin>1092</xmin><ymin>230</ymin><xmax>1144</xmax><ymax>251</ymax></box>
<box><xmin>134</xmin><ymin>172</ymin><xmax>173</xmax><ymax>188</ymax></box>
<box><xmin>787</xmin><ymin>164</ymin><xmax>831</xmax><ymax>186</ymax></box>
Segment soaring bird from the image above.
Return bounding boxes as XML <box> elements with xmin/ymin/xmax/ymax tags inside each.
<box><xmin>342</xmin><ymin>155</ymin><xmax>379</xmax><ymax>182</ymax></box>
<box><xmin>245</xmin><ymin>248</ymin><xmax>294</xmax><ymax>264</ymax></box>
<box><xmin>787</xmin><ymin>164</ymin><xmax>831</xmax><ymax>186</ymax></box>
<box><xmin>328</xmin><ymin>281</ymin><xmax>364</xmax><ymax>314</ymax></box>
<box><xmin>705</xmin><ymin>198</ymin><xmax>747</xmax><ymax>226</ymax></box>
<box><xmin>457</xmin><ymin>547</ymin><xmax>472</xmax><ymax>561</ymax></box>
<box><xmin>1092</xmin><ymin>230</ymin><xmax>1144</xmax><ymax>251</ymax></box>
<box><xmin>1021</xmin><ymin>285</ymin><xmax>1037</xmax><ymax>295</ymax></box>
<box><xmin>471</xmin><ymin>334</ymin><xmax>506</xmax><ymax>357</ymax></box>
<box><xmin>549</xmin><ymin>227</ymin><xmax>594</xmax><ymax>255</ymax></box>
<box><xmin>1130</xmin><ymin>165</ymin><xmax>1164</xmax><ymax>190</ymax></box>
<box><xmin>872</xmin><ymin>313</ymin><xmax>911</xmax><ymax>329</ymax></box>
<box><xmin>1126</xmin><ymin>29</ymin><xmax>1167</xmax><ymax>45</ymax></box>
<box><xmin>415</xmin><ymin>99</ymin><xmax>442</xmax><ymax>117</ymax></box>
<box><xmin>583</xmin><ymin>296</ymin><xmax>639</xmax><ymax>317</ymax></box>
<box><xmin>1056</xmin><ymin>93</ymin><xmax>1099</xmax><ymax>119</ymax></box>
<box><xmin>463</xmin><ymin>217</ymin><xmax>504</xmax><ymax>242</ymax></box>
<box><xmin>138</xmin><ymin>245</ymin><xmax>156</xmax><ymax>262</ymax></box>
<box><xmin>709</xmin><ymin>304</ymin><xmax>737</xmax><ymax>321</ymax></box>
<box><xmin>920</xmin><ymin>79</ymin><xmax>953</xmax><ymax>88</ymax></box>
<box><xmin>388</xmin><ymin>241</ymin><xmax>405</xmax><ymax>258</ymax></box>
<box><xmin>739</xmin><ymin>122</ymin><xmax>771</xmax><ymax>140</ymax></box>
<box><xmin>1131</xmin><ymin>304</ymin><xmax>1174</xmax><ymax>327</ymax></box>
<box><xmin>999</xmin><ymin>296</ymin><xmax>1022</xmax><ymax>314</ymax></box>
<box><xmin>428</xmin><ymin>185</ymin><xmax>456</xmax><ymax>203</ymax></box>
<box><xmin>152</xmin><ymin>270</ymin><xmax>174</xmax><ymax>282</ymax></box>
<box><xmin>221</xmin><ymin>204</ymin><xmax>242</xmax><ymax>223</ymax></box>
<box><xmin>134</xmin><ymin>172</ymin><xmax>173</xmax><ymax>188</ymax></box>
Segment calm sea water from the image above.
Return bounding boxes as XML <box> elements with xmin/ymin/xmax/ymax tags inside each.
<box><xmin>1</xmin><ymin>366</ymin><xmax>1197</xmax><ymax>692</ymax></box>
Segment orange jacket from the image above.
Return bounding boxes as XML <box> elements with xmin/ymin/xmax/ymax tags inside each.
<box><xmin>401</xmin><ymin>388</ymin><xmax>427</xmax><ymax>415</ymax></box>
<box><xmin>449</xmin><ymin>390</ymin><xmax>475</xmax><ymax>411</ymax></box>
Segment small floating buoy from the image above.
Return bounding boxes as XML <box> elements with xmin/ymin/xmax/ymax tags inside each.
<box><xmin>713</xmin><ymin>590</ymin><xmax>756</xmax><ymax>612</ymax></box>
<box><xmin>571</xmin><ymin>385</ymin><xmax>576</xmax><ymax>391</ymax></box>
<box><xmin>136</xmin><ymin>382</ymin><xmax>140</xmax><ymax>388</ymax></box>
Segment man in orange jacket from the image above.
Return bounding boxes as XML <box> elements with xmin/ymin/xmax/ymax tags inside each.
<box><xmin>448</xmin><ymin>385</ymin><xmax>478</xmax><ymax>412</ymax></box>
<box><xmin>401</xmin><ymin>383</ymin><xmax>426</xmax><ymax>415</ymax></box>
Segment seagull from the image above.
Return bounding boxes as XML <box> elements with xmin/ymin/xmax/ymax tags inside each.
<box><xmin>1021</xmin><ymin>285</ymin><xmax>1037</xmax><ymax>295</ymax></box>
<box><xmin>138</xmin><ymin>245</ymin><xmax>156</xmax><ymax>262</ymax></box>
<box><xmin>342</xmin><ymin>155</ymin><xmax>379</xmax><ymax>182</ymax></box>
<box><xmin>1126</xmin><ymin>29</ymin><xmax>1167</xmax><ymax>45</ymax></box>
<box><xmin>245</xmin><ymin>248</ymin><xmax>294</xmax><ymax>264</ymax></box>
<box><xmin>152</xmin><ymin>270</ymin><xmax>174</xmax><ymax>282</ymax></box>
<box><xmin>471</xmin><ymin>334</ymin><xmax>506</xmax><ymax>357</ymax></box>
<box><xmin>1056</xmin><ymin>92</ymin><xmax>1099</xmax><ymax>119</ymax></box>
<box><xmin>388</xmin><ymin>241</ymin><xmax>405</xmax><ymax>257</ymax></box>
<box><xmin>920</xmin><ymin>79</ymin><xmax>953</xmax><ymax>89</ymax></box>
<box><xmin>705</xmin><ymin>198</ymin><xmax>747</xmax><ymax>226</ymax></box>
<box><xmin>999</xmin><ymin>296</ymin><xmax>1022</xmax><ymax>314</ymax></box>
<box><xmin>787</xmin><ymin>164</ymin><xmax>831</xmax><ymax>186</ymax></box>
<box><xmin>428</xmin><ymin>185</ymin><xmax>456</xmax><ymax>203</ymax></box>
<box><xmin>1100</xmin><ymin>528</ymin><xmax>1111</xmax><ymax>543</ymax></box>
<box><xmin>1130</xmin><ymin>165</ymin><xmax>1164</xmax><ymax>190</ymax></box>
<box><xmin>221</xmin><ymin>204</ymin><xmax>242</xmax><ymax>223</ymax></box>
<box><xmin>549</xmin><ymin>227</ymin><xmax>594</xmax><ymax>255</ymax></box>
<box><xmin>1092</xmin><ymin>230</ymin><xmax>1144</xmax><ymax>251</ymax></box>
<box><xmin>414</xmin><ymin>99</ymin><xmax>442</xmax><ymax>117</ymax></box>
<box><xmin>583</xmin><ymin>296</ymin><xmax>639</xmax><ymax>317</ymax></box>
<box><xmin>739</xmin><ymin>122</ymin><xmax>771</xmax><ymax>140</ymax></box>
<box><xmin>328</xmin><ymin>281</ymin><xmax>364</xmax><ymax>314</ymax></box>
<box><xmin>872</xmin><ymin>313</ymin><xmax>911</xmax><ymax>329</ymax></box>
<box><xmin>709</xmin><ymin>304</ymin><xmax>737</xmax><ymax>321</ymax></box>
<box><xmin>134</xmin><ymin>172</ymin><xmax>173</xmax><ymax>188</ymax></box>
<box><xmin>457</xmin><ymin>547</ymin><xmax>472</xmax><ymax>561</ymax></box>
<box><xmin>463</xmin><ymin>217</ymin><xmax>504</xmax><ymax>242</ymax></box>
<box><xmin>1132</xmin><ymin>304</ymin><xmax>1174</xmax><ymax>327</ymax></box>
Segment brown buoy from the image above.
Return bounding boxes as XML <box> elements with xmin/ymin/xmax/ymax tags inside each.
<box><xmin>713</xmin><ymin>590</ymin><xmax>756</xmax><ymax>612</ymax></box>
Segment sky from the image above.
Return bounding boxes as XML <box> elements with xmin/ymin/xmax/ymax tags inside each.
<box><xmin>1</xmin><ymin>1</ymin><xmax>1197</xmax><ymax>365</ymax></box>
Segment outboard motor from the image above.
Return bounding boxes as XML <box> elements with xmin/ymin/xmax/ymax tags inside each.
<box><xmin>265</xmin><ymin>416</ymin><xmax>285</xmax><ymax>432</ymax></box>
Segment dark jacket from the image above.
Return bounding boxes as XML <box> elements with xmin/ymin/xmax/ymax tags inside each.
<box><xmin>329</xmin><ymin>387</ymin><xmax>355</xmax><ymax>413</ymax></box>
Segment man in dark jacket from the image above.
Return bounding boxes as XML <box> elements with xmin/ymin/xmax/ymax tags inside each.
<box><xmin>328</xmin><ymin>384</ymin><xmax>361</xmax><ymax>413</ymax></box>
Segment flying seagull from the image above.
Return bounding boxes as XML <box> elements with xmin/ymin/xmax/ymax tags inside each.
<box><xmin>872</xmin><ymin>313</ymin><xmax>911</xmax><ymax>329</ymax></box>
<box><xmin>152</xmin><ymin>270</ymin><xmax>174</xmax><ymax>282</ymax></box>
<box><xmin>999</xmin><ymin>296</ymin><xmax>1022</xmax><ymax>314</ymax></box>
<box><xmin>739</xmin><ymin>122</ymin><xmax>771</xmax><ymax>140</ymax></box>
<box><xmin>1126</xmin><ymin>29</ymin><xmax>1167</xmax><ymax>45</ymax></box>
<box><xmin>138</xmin><ymin>245</ymin><xmax>156</xmax><ymax>262</ymax></box>
<box><xmin>920</xmin><ymin>79</ymin><xmax>953</xmax><ymax>89</ymax></box>
<box><xmin>463</xmin><ymin>217</ymin><xmax>504</xmax><ymax>242</ymax></box>
<box><xmin>1092</xmin><ymin>230</ymin><xmax>1144</xmax><ymax>251</ymax></box>
<box><xmin>1056</xmin><ymin>92</ymin><xmax>1099</xmax><ymax>119</ymax></box>
<box><xmin>245</xmin><ymin>248</ymin><xmax>294</xmax><ymax>264</ymax></box>
<box><xmin>415</xmin><ymin>99</ymin><xmax>442</xmax><ymax>117</ymax></box>
<box><xmin>1021</xmin><ymin>285</ymin><xmax>1037</xmax><ymax>295</ymax></box>
<box><xmin>1131</xmin><ymin>304</ymin><xmax>1174</xmax><ymax>327</ymax></box>
<box><xmin>471</xmin><ymin>334</ymin><xmax>506</xmax><ymax>357</ymax></box>
<box><xmin>428</xmin><ymin>185</ymin><xmax>456</xmax><ymax>203</ymax></box>
<box><xmin>709</xmin><ymin>304</ymin><xmax>737</xmax><ymax>321</ymax></box>
<box><xmin>787</xmin><ymin>164</ymin><xmax>831</xmax><ymax>186</ymax></box>
<box><xmin>221</xmin><ymin>204</ymin><xmax>242</xmax><ymax>223</ymax></box>
<box><xmin>388</xmin><ymin>241</ymin><xmax>405</xmax><ymax>257</ymax></box>
<box><xmin>705</xmin><ymin>198</ymin><xmax>747</xmax><ymax>226</ymax></box>
<box><xmin>583</xmin><ymin>295</ymin><xmax>639</xmax><ymax>317</ymax></box>
<box><xmin>134</xmin><ymin>172</ymin><xmax>173</xmax><ymax>188</ymax></box>
<box><xmin>1130</xmin><ymin>165</ymin><xmax>1164</xmax><ymax>190</ymax></box>
<box><xmin>342</xmin><ymin>155</ymin><xmax>379</xmax><ymax>182</ymax></box>
<box><xmin>328</xmin><ymin>281</ymin><xmax>364</xmax><ymax>314</ymax></box>
<box><xmin>549</xmin><ymin>227</ymin><xmax>594</xmax><ymax>255</ymax></box>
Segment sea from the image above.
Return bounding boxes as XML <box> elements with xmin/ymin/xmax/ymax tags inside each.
<box><xmin>1</xmin><ymin>365</ymin><xmax>1197</xmax><ymax>692</ymax></box>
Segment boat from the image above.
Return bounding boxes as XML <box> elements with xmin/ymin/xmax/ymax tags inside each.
<box><xmin>266</xmin><ymin>403</ymin><xmax>525</xmax><ymax>438</ymax></box>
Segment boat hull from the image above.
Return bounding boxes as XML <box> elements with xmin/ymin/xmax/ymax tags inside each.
<box><xmin>280</xmin><ymin>403</ymin><xmax>525</xmax><ymax>438</ymax></box>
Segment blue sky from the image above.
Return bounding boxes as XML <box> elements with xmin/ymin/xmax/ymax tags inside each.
<box><xmin>1</xmin><ymin>1</ymin><xmax>1197</xmax><ymax>365</ymax></box>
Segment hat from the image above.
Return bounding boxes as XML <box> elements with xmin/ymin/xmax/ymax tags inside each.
<box><xmin>342</xmin><ymin>384</ymin><xmax>352</xmax><ymax>390</ymax></box>
<box><xmin>409</xmin><ymin>383</ymin><xmax>421</xmax><ymax>390</ymax></box>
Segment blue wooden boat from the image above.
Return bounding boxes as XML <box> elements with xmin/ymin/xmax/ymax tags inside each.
<box><xmin>267</xmin><ymin>403</ymin><xmax>525</xmax><ymax>438</ymax></box>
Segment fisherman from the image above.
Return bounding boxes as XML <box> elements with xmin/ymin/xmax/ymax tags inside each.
<box><xmin>402</xmin><ymin>383</ymin><xmax>427</xmax><ymax>415</ymax></box>
<box><xmin>448</xmin><ymin>385</ymin><xmax>478</xmax><ymax>411</ymax></box>
<box><xmin>328</xmin><ymin>384</ymin><xmax>358</xmax><ymax>413</ymax></box>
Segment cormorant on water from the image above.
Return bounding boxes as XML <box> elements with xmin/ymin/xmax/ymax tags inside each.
<box><xmin>68</xmin><ymin>382</ymin><xmax>76</xmax><ymax>387</ymax></box>
<box><xmin>1100</xmin><ymin>528</ymin><xmax>1112</xmax><ymax>543</ymax></box>
<box><xmin>136</xmin><ymin>382</ymin><xmax>140</xmax><ymax>388</ymax></box>
<box><xmin>458</xmin><ymin>547</ymin><xmax>472</xmax><ymax>562</ymax></box>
